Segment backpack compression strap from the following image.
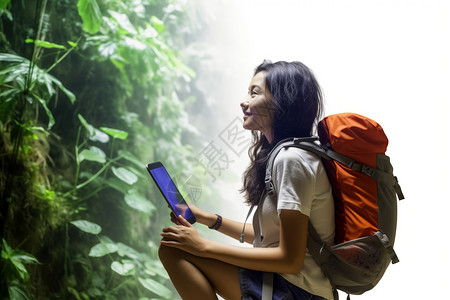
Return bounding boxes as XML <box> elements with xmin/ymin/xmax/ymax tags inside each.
<box><xmin>321</xmin><ymin>147</ymin><xmax>405</xmax><ymax>201</ymax></box>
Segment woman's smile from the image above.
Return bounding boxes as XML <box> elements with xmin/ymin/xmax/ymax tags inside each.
<box><xmin>240</xmin><ymin>71</ymin><xmax>274</xmax><ymax>142</ymax></box>
<box><xmin>243</xmin><ymin>111</ymin><xmax>252</xmax><ymax>119</ymax></box>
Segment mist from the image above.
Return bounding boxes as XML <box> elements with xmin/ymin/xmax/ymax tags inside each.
<box><xmin>190</xmin><ymin>0</ymin><xmax>450</xmax><ymax>299</ymax></box>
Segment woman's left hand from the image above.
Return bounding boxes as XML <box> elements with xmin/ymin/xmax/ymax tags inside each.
<box><xmin>160</xmin><ymin>215</ymin><xmax>207</xmax><ymax>257</ymax></box>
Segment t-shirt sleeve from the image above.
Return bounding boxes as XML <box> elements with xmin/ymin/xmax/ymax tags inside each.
<box><xmin>273</xmin><ymin>148</ymin><xmax>315</xmax><ymax>217</ymax></box>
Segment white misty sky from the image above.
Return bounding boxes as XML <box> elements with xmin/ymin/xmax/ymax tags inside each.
<box><xmin>190</xmin><ymin>0</ymin><xmax>449</xmax><ymax>299</ymax></box>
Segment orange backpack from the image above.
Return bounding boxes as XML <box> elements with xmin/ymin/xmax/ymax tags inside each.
<box><xmin>264</xmin><ymin>113</ymin><xmax>405</xmax><ymax>299</ymax></box>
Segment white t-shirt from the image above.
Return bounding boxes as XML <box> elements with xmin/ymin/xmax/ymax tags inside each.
<box><xmin>252</xmin><ymin>147</ymin><xmax>335</xmax><ymax>300</ymax></box>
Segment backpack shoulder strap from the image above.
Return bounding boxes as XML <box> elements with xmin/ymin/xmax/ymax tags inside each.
<box><xmin>265</xmin><ymin>137</ymin><xmax>330</xmax><ymax>194</ymax></box>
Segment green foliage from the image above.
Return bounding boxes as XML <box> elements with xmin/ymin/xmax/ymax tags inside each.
<box><xmin>0</xmin><ymin>0</ymin><xmax>11</xmax><ymax>21</ymax></box>
<box><xmin>1</xmin><ymin>239</ymin><xmax>39</xmax><ymax>299</ymax></box>
<box><xmin>100</xmin><ymin>127</ymin><xmax>128</xmax><ymax>140</ymax></box>
<box><xmin>0</xmin><ymin>52</ymin><xmax>76</xmax><ymax>129</ymax></box>
<box><xmin>69</xmin><ymin>223</ymin><xmax>173</xmax><ymax>299</ymax></box>
<box><xmin>71</xmin><ymin>220</ymin><xmax>102</xmax><ymax>235</ymax></box>
<box><xmin>1</xmin><ymin>239</ymin><xmax>40</xmax><ymax>282</ymax></box>
<box><xmin>1</xmin><ymin>0</ymin><xmax>208</xmax><ymax>298</ymax></box>
<box><xmin>25</xmin><ymin>38</ymin><xmax>67</xmax><ymax>50</ymax></box>
<box><xmin>78</xmin><ymin>0</ymin><xmax>102</xmax><ymax>34</ymax></box>
<box><xmin>0</xmin><ymin>0</ymin><xmax>11</xmax><ymax>10</ymax></box>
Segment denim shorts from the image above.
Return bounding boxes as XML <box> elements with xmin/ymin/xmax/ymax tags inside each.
<box><xmin>239</xmin><ymin>268</ymin><xmax>327</xmax><ymax>300</ymax></box>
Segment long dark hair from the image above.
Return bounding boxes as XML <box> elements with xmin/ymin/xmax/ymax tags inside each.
<box><xmin>240</xmin><ymin>60</ymin><xmax>324</xmax><ymax>205</ymax></box>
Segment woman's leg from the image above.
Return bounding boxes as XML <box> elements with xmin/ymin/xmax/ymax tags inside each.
<box><xmin>158</xmin><ymin>245</ymin><xmax>241</xmax><ymax>300</ymax></box>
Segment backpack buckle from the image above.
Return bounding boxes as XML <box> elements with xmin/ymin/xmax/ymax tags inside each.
<box><xmin>361</xmin><ymin>165</ymin><xmax>375</xmax><ymax>177</ymax></box>
<box><xmin>265</xmin><ymin>179</ymin><xmax>274</xmax><ymax>194</ymax></box>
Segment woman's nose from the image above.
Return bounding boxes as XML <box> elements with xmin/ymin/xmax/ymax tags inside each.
<box><xmin>240</xmin><ymin>97</ymin><xmax>250</xmax><ymax>109</ymax></box>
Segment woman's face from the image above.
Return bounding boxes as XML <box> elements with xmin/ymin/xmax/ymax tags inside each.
<box><xmin>240</xmin><ymin>71</ymin><xmax>274</xmax><ymax>142</ymax></box>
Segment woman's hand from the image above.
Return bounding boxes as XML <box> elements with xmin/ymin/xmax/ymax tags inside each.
<box><xmin>169</xmin><ymin>204</ymin><xmax>203</xmax><ymax>225</ymax></box>
<box><xmin>169</xmin><ymin>204</ymin><xmax>217</xmax><ymax>228</ymax></box>
<box><xmin>161</xmin><ymin>215</ymin><xmax>208</xmax><ymax>257</ymax></box>
<box><xmin>168</xmin><ymin>204</ymin><xmax>204</xmax><ymax>225</ymax></box>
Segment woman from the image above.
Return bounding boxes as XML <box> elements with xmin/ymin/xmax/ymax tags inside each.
<box><xmin>159</xmin><ymin>60</ymin><xmax>335</xmax><ymax>300</ymax></box>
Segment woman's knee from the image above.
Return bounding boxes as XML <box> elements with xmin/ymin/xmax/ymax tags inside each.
<box><xmin>158</xmin><ymin>244</ymin><xmax>241</xmax><ymax>299</ymax></box>
<box><xmin>158</xmin><ymin>244</ymin><xmax>192</xmax><ymax>269</ymax></box>
<box><xmin>158</xmin><ymin>244</ymin><xmax>176</xmax><ymax>265</ymax></box>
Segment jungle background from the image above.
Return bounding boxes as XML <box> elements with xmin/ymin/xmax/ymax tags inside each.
<box><xmin>0</xmin><ymin>0</ymin><xmax>234</xmax><ymax>299</ymax></box>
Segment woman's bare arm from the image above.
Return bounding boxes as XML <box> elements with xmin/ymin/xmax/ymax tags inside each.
<box><xmin>161</xmin><ymin>209</ymin><xmax>308</xmax><ymax>274</ymax></box>
<box><xmin>188</xmin><ymin>205</ymin><xmax>255</xmax><ymax>244</ymax></box>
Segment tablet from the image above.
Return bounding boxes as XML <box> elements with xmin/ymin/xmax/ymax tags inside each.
<box><xmin>146</xmin><ymin>162</ymin><xmax>196</xmax><ymax>224</ymax></box>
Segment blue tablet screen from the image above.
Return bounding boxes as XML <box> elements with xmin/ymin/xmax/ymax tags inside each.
<box><xmin>150</xmin><ymin>166</ymin><xmax>195</xmax><ymax>221</ymax></box>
